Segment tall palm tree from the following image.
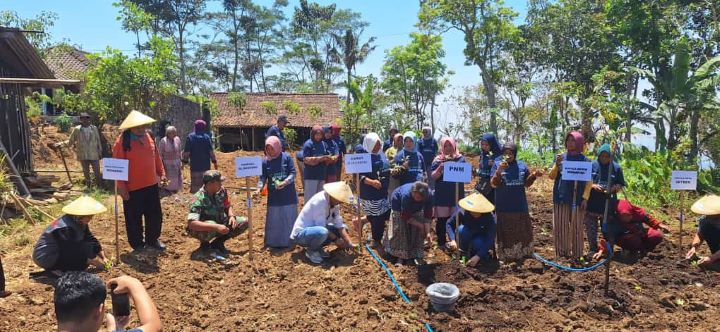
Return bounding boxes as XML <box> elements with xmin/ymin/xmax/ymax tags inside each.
<box><xmin>331</xmin><ymin>29</ymin><xmax>376</xmax><ymax>103</ymax></box>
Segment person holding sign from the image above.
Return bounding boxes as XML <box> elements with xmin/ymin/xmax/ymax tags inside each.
<box><xmin>446</xmin><ymin>193</ymin><xmax>496</xmax><ymax>267</ymax></box>
<box><xmin>290</xmin><ymin>182</ymin><xmax>356</xmax><ymax>264</ymax></box>
<box><xmin>490</xmin><ymin>142</ymin><xmax>541</xmax><ymax>261</ymax></box>
<box><xmin>584</xmin><ymin>144</ymin><xmax>625</xmax><ymax>256</ymax></box>
<box><xmin>593</xmin><ymin>200</ymin><xmax>669</xmax><ymax>260</ymax></box>
<box><xmin>356</xmin><ymin>133</ymin><xmax>391</xmax><ymax>251</ymax></box>
<box><xmin>384</xmin><ymin>181</ymin><xmax>434</xmax><ymax>266</ymax></box>
<box><xmin>685</xmin><ymin>195</ymin><xmax>720</xmax><ymax>266</ymax></box>
<box><xmin>257</xmin><ymin>136</ymin><xmax>298</xmax><ymax>248</ymax></box>
<box><xmin>187</xmin><ymin>171</ymin><xmax>249</xmax><ymax>260</ymax></box>
<box><xmin>302</xmin><ymin>125</ymin><xmax>329</xmax><ymax>200</ymax></box>
<box><xmin>393</xmin><ymin>131</ymin><xmax>426</xmax><ymax>187</ymax></box>
<box><xmin>548</xmin><ymin>131</ymin><xmax>592</xmax><ymax>259</ymax></box>
<box><xmin>112</xmin><ymin>111</ymin><xmax>167</xmax><ymax>252</ymax></box>
<box><xmin>430</xmin><ymin>137</ymin><xmax>465</xmax><ymax>248</ymax></box>
<box><xmin>32</xmin><ymin>196</ymin><xmax>111</xmax><ymax>274</ymax></box>
<box><xmin>474</xmin><ymin>133</ymin><xmax>502</xmax><ymax>203</ymax></box>
<box><xmin>322</xmin><ymin>125</ymin><xmax>340</xmax><ymax>183</ymax></box>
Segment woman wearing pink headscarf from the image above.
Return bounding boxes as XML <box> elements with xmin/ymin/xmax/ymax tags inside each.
<box><xmin>548</xmin><ymin>131</ymin><xmax>593</xmax><ymax>259</ymax></box>
<box><xmin>257</xmin><ymin>136</ymin><xmax>298</xmax><ymax>248</ymax></box>
<box><xmin>430</xmin><ymin>137</ymin><xmax>466</xmax><ymax>248</ymax></box>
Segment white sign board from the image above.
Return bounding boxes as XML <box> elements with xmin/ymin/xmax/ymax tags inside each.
<box><xmin>443</xmin><ymin>162</ymin><xmax>472</xmax><ymax>183</ymax></box>
<box><xmin>235</xmin><ymin>156</ymin><xmax>263</xmax><ymax>177</ymax></box>
<box><xmin>671</xmin><ymin>170</ymin><xmax>697</xmax><ymax>190</ymax></box>
<box><xmin>345</xmin><ymin>153</ymin><xmax>372</xmax><ymax>174</ymax></box>
<box><xmin>561</xmin><ymin>161</ymin><xmax>593</xmax><ymax>182</ymax></box>
<box><xmin>102</xmin><ymin>158</ymin><xmax>129</xmax><ymax>181</ymax></box>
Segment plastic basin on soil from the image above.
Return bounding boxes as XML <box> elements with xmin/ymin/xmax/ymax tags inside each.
<box><xmin>426</xmin><ymin>282</ymin><xmax>460</xmax><ymax>312</ymax></box>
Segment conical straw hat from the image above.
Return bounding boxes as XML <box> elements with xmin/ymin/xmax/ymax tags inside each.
<box><xmin>323</xmin><ymin>181</ymin><xmax>353</xmax><ymax>204</ymax></box>
<box><xmin>119</xmin><ymin>110</ymin><xmax>156</xmax><ymax>130</ymax></box>
<box><xmin>61</xmin><ymin>196</ymin><xmax>108</xmax><ymax>216</ymax></box>
<box><xmin>691</xmin><ymin>195</ymin><xmax>720</xmax><ymax>216</ymax></box>
<box><xmin>459</xmin><ymin>193</ymin><xmax>494</xmax><ymax>213</ymax></box>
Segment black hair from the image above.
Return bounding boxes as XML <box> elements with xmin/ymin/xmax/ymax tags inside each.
<box><xmin>411</xmin><ymin>181</ymin><xmax>430</xmax><ymax>199</ymax></box>
<box><xmin>54</xmin><ymin>271</ymin><xmax>106</xmax><ymax>323</ymax></box>
<box><xmin>122</xmin><ymin>128</ymin><xmax>154</xmax><ymax>152</ymax></box>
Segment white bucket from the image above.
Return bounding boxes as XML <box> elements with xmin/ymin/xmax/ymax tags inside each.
<box><xmin>425</xmin><ymin>283</ymin><xmax>460</xmax><ymax>312</ymax></box>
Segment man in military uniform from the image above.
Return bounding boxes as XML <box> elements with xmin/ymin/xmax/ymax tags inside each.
<box><xmin>187</xmin><ymin>170</ymin><xmax>248</xmax><ymax>260</ymax></box>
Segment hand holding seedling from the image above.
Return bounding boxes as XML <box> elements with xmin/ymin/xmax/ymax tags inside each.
<box><xmin>657</xmin><ymin>224</ymin><xmax>671</xmax><ymax>233</ymax></box>
<box><xmin>217</xmin><ymin>224</ymin><xmax>230</xmax><ymax>235</ymax></box>
<box><xmin>447</xmin><ymin>240</ymin><xmax>458</xmax><ymax>251</ymax></box>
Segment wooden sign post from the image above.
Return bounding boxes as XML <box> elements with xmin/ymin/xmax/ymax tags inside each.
<box><xmin>345</xmin><ymin>153</ymin><xmax>372</xmax><ymax>252</ymax></box>
<box><xmin>671</xmin><ymin>170</ymin><xmax>698</xmax><ymax>255</ymax></box>
<box><xmin>235</xmin><ymin>156</ymin><xmax>263</xmax><ymax>260</ymax></box>
<box><xmin>102</xmin><ymin>158</ymin><xmax>129</xmax><ymax>265</ymax></box>
<box><xmin>443</xmin><ymin>161</ymin><xmax>472</xmax><ymax>251</ymax></box>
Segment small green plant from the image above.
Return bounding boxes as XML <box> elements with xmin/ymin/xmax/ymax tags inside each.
<box><xmin>260</xmin><ymin>101</ymin><xmax>277</xmax><ymax>115</ymax></box>
<box><xmin>24</xmin><ymin>95</ymin><xmax>42</xmax><ymax>119</ymax></box>
<box><xmin>283</xmin><ymin>100</ymin><xmax>301</xmax><ymax>115</ymax></box>
<box><xmin>675</xmin><ymin>298</ymin><xmax>686</xmax><ymax>306</ymax></box>
<box><xmin>283</xmin><ymin>127</ymin><xmax>297</xmax><ymax>150</ymax></box>
<box><xmin>55</xmin><ymin>113</ymin><xmax>74</xmax><ymax>132</ymax></box>
<box><xmin>307</xmin><ymin>105</ymin><xmax>323</xmax><ymax>118</ymax></box>
<box><xmin>227</xmin><ymin>91</ymin><xmax>247</xmax><ymax>110</ymax></box>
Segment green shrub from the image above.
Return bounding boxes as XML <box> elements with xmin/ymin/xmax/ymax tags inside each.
<box><xmin>307</xmin><ymin>105</ymin><xmax>323</xmax><ymax>118</ymax></box>
<box><xmin>227</xmin><ymin>91</ymin><xmax>247</xmax><ymax>110</ymax></box>
<box><xmin>283</xmin><ymin>100</ymin><xmax>301</xmax><ymax>115</ymax></box>
<box><xmin>25</xmin><ymin>96</ymin><xmax>42</xmax><ymax>119</ymax></box>
<box><xmin>55</xmin><ymin>113</ymin><xmax>74</xmax><ymax>132</ymax></box>
<box><xmin>283</xmin><ymin>127</ymin><xmax>298</xmax><ymax>150</ymax></box>
<box><xmin>260</xmin><ymin>101</ymin><xmax>277</xmax><ymax>115</ymax></box>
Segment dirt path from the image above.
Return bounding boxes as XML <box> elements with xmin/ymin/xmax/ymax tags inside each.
<box><xmin>1</xmin><ymin>151</ymin><xmax>718</xmax><ymax>331</ymax></box>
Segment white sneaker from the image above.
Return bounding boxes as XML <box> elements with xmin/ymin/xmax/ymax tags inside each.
<box><xmin>318</xmin><ymin>248</ymin><xmax>331</xmax><ymax>258</ymax></box>
<box><xmin>305</xmin><ymin>250</ymin><xmax>323</xmax><ymax>264</ymax></box>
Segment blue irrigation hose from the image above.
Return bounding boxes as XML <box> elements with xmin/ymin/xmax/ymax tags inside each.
<box><xmin>364</xmin><ymin>243</ymin><xmax>434</xmax><ymax>332</ymax></box>
<box><xmin>533</xmin><ymin>240</ymin><xmax>614</xmax><ymax>272</ymax></box>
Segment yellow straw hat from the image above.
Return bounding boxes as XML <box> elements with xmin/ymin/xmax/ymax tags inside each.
<box><xmin>61</xmin><ymin>196</ymin><xmax>108</xmax><ymax>216</ymax></box>
<box><xmin>691</xmin><ymin>195</ymin><xmax>720</xmax><ymax>216</ymax></box>
<box><xmin>459</xmin><ymin>193</ymin><xmax>495</xmax><ymax>214</ymax></box>
<box><xmin>119</xmin><ymin>110</ymin><xmax>156</xmax><ymax>130</ymax></box>
<box><xmin>323</xmin><ymin>181</ymin><xmax>353</xmax><ymax>204</ymax></box>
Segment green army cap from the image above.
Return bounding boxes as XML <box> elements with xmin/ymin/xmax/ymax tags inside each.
<box><xmin>202</xmin><ymin>170</ymin><xmax>226</xmax><ymax>184</ymax></box>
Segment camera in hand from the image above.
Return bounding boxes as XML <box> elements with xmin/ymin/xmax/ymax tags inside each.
<box><xmin>110</xmin><ymin>284</ymin><xmax>130</xmax><ymax>316</ymax></box>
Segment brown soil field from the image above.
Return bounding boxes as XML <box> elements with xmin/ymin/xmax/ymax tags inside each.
<box><xmin>1</xmin><ymin>139</ymin><xmax>719</xmax><ymax>331</ymax></box>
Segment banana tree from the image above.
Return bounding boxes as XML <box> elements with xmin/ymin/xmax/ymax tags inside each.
<box><xmin>629</xmin><ymin>38</ymin><xmax>720</xmax><ymax>159</ymax></box>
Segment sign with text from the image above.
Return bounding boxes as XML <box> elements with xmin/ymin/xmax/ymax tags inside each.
<box><xmin>102</xmin><ymin>158</ymin><xmax>129</xmax><ymax>181</ymax></box>
<box><xmin>561</xmin><ymin>161</ymin><xmax>592</xmax><ymax>182</ymax></box>
<box><xmin>671</xmin><ymin>170</ymin><xmax>697</xmax><ymax>190</ymax></box>
<box><xmin>443</xmin><ymin>162</ymin><xmax>472</xmax><ymax>183</ymax></box>
<box><xmin>235</xmin><ymin>156</ymin><xmax>263</xmax><ymax>177</ymax></box>
<box><xmin>345</xmin><ymin>153</ymin><xmax>372</xmax><ymax>174</ymax></box>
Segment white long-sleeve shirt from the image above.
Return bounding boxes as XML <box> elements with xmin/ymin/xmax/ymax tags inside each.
<box><xmin>290</xmin><ymin>191</ymin><xmax>345</xmax><ymax>239</ymax></box>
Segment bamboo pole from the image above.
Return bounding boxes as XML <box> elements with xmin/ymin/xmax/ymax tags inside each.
<box><xmin>246</xmin><ymin>177</ymin><xmax>253</xmax><ymax>260</ymax></box>
<box><xmin>114</xmin><ymin>182</ymin><xmax>120</xmax><ymax>265</ymax></box>
<box><xmin>455</xmin><ymin>182</ymin><xmax>460</xmax><ymax>252</ymax></box>
<box><xmin>679</xmin><ymin>191</ymin><xmax>685</xmax><ymax>256</ymax></box>
<box><xmin>356</xmin><ymin>173</ymin><xmax>362</xmax><ymax>253</ymax></box>
<box><xmin>572</xmin><ymin>181</ymin><xmax>579</xmax><ymax>258</ymax></box>
<box><xmin>602</xmin><ymin>155</ymin><xmax>615</xmax><ymax>296</ymax></box>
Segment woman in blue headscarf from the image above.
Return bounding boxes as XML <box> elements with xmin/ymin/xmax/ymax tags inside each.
<box><xmin>475</xmin><ymin>133</ymin><xmax>502</xmax><ymax>203</ymax></box>
<box><xmin>392</xmin><ymin>131</ymin><xmax>426</xmax><ymax>187</ymax></box>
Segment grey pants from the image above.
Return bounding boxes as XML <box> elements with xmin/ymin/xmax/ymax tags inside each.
<box><xmin>584</xmin><ymin>211</ymin><xmax>603</xmax><ymax>253</ymax></box>
<box><xmin>303</xmin><ymin>179</ymin><xmax>325</xmax><ymax>201</ymax></box>
<box><xmin>81</xmin><ymin>160</ymin><xmax>101</xmax><ymax>186</ymax></box>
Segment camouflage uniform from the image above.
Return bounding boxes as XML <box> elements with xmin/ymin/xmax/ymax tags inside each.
<box><xmin>187</xmin><ymin>185</ymin><xmax>248</xmax><ymax>242</ymax></box>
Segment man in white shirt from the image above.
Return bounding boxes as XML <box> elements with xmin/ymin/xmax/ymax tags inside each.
<box><xmin>291</xmin><ymin>181</ymin><xmax>356</xmax><ymax>264</ymax></box>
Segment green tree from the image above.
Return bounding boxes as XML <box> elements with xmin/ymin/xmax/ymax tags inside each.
<box><xmin>0</xmin><ymin>10</ymin><xmax>58</xmax><ymax>52</ymax></box>
<box><xmin>114</xmin><ymin>0</ymin><xmax>154</xmax><ymax>57</ymax></box>
<box><xmin>129</xmin><ymin>0</ymin><xmax>207</xmax><ymax>94</ymax></box>
<box><xmin>330</xmin><ymin>28</ymin><xmax>376</xmax><ymax>102</ymax></box>
<box><xmin>419</xmin><ymin>0</ymin><xmax>518</xmax><ymax>134</ymax></box>
<box><xmin>381</xmin><ymin>33</ymin><xmax>449</xmax><ymax>131</ymax></box>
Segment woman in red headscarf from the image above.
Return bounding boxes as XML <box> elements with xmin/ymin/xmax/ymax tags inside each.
<box><xmin>548</xmin><ymin>131</ymin><xmax>593</xmax><ymax>259</ymax></box>
<box><xmin>593</xmin><ymin>199</ymin><xmax>669</xmax><ymax>259</ymax></box>
<box><xmin>257</xmin><ymin>136</ymin><xmax>299</xmax><ymax>248</ymax></box>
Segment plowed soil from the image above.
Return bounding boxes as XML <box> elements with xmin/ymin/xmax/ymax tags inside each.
<box><xmin>1</xmin><ymin>149</ymin><xmax>718</xmax><ymax>331</ymax></box>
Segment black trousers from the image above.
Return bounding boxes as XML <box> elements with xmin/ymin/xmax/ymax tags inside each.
<box><xmin>436</xmin><ymin>217</ymin><xmax>450</xmax><ymax>246</ymax></box>
<box><xmin>52</xmin><ymin>242</ymin><xmax>95</xmax><ymax>271</ymax></box>
<box><xmin>123</xmin><ymin>185</ymin><xmax>163</xmax><ymax>249</ymax></box>
<box><xmin>0</xmin><ymin>257</ymin><xmax>5</xmax><ymax>292</ymax></box>
<box><xmin>368</xmin><ymin>210</ymin><xmax>391</xmax><ymax>243</ymax></box>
